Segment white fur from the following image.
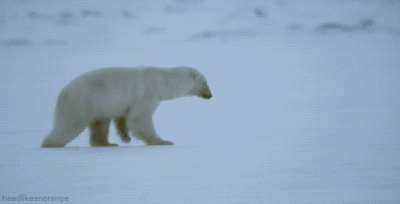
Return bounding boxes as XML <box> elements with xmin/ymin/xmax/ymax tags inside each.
<box><xmin>42</xmin><ymin>66</ymin><xmax>212</xmax><ymax>147</ymax></box>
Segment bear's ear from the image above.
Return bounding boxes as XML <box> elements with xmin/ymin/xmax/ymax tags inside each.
<box><xmin>191</xmin><ymin>70</ymin><xmax>201</xmax><ymax>80</ymax></box>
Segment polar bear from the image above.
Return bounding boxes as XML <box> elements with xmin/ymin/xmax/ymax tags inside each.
<box><xmin>41</xmin><ymin>66</ymin><xmax>212</xmax><ymax>148</ymax></box>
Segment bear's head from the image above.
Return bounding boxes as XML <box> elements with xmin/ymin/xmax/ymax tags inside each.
<box><xmin>189</xmin><ymin>69</ymin><xmax>212</xmax><ymax>99</ymax></box>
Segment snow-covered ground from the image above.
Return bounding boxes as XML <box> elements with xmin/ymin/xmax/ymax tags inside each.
<box><xmin>1</xmin><ymin>0</ymin><xmax>399</xmax><ymax>203</ymax></box>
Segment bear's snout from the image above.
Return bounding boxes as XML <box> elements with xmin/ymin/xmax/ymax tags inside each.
<box><xmin>202</xmin><ymin>93</ymin><xmax>212</xmax><ymax>99</ymax></box>
<box><xmin>200</xmin><ymin>85</ymin><xmax>212</xmax><ymax>99</ymax></box>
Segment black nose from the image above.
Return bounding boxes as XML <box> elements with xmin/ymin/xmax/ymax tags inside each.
<box><xmin>202</xmin><ymin>93</ymin><xmax>212</xmax><ymax>99</ymax></box>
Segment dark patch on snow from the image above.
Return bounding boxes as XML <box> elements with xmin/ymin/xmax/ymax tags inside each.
<box><xmin>143</xmin><ymin>27</ymin><xmax>166</xmax><ymax>35</ymax></box>
<box><xmin>191</xmin><ymin>31</ymin><xmax>217</xmax><ymax>39</ymax></box>
<box><xmin>275</xmin><ymin>0</ymin><xmax>288</xmax><ymax>7</ymax></box>
<box><xmin>27</xmin><ymin>11</ymin><xmax>40</xmax><ymax>19</ymax></box>
<box><xmin>45</xmin><ymin>39</ymin><xmax>67</xmax><ymax>46</ymax></box>
<box><xmin>190</xmin><ymin>29</ymin><xmax>255</xmax><ymax>40</ymax></box>
<box><xmin>317</xmin><ymin>19</ymin><xmax>374</xmax><ymax>34</ymax></box>
<box><xmin>56</xmin><ymin>11</ymin><xmax>75</xmax><ymax>25</ymax></box>
<box><xmin>27</xmin><ymin>11</ymin><xmax>52</xmax><ymax>20</ymax></box>
<box><xmin>287</xmin><ymin>24</ymin><xmax>302</xmax><ymax>31</ymax></box>
<box><xmin>386</xmin><ymin>27</ymin><xmax>400</xmax><ymax>35</ymax></box>
<box><xmin>1</xmin><ymin>39</ymin><xmax>68</xmax><ymax>47</ymax></box>
<box><xmin>254</xmin><ymin>7</ymin><xmax>268</xmax><ymax>18</ymax></box>
<box><xmin>121</xmin><ymin>10</ymin><xmax>135</xmax><ymax>19</ymax></box>
<box><xmin>221</xmin><ymin>29</ymin><xmax>255</xmax><ymax>37</ymax></box>
<box><xmin>318</xmin><ymin>23</ymin><xmax>353</xmax><ymax>31</ymax></box>
<box><xmin>175</xmin><ymin>0</ymin><xmax>203</xmax><ymax>3</ymax></box>
<box><xmin>81</xmin><ymin>9</ymin><xmax>103</xmax><ymax>18</ymax></box>
<box><xmin>379</xmin><ymin>182</ymin><xmax>400</xmax><ymax>190</ymax></box>
<box><xmin>2</xmin><ymin>39</ymin><xmax>32</xmax><ymax>46</ymax></box>
<box><xmin>360</xmin><ymin>19</ymin><xmax>373</xmax><ymax>29</ymax></box>
<box><xmin>165</xmin><ymin>5</ymin><xmax>181</xmax><ymax>13</ymax></box>
<box><xmin>385</xmin><ymin>0</ymin><xmax>400</xmax><ymax>5</ymax></box>
<box><xmin>27</xmin><ymin>11</ymin><xmax>77</xmax><ymax>26</ymax></box>
<box><xmin>0</xmin><ymin>20</ymin><xmax>5</xmax><ymax>29</ymax></box>
<box><xmin>165</xmin><ymin>0</ymin><xmax>203</xmax><ymax>13</ymax></box>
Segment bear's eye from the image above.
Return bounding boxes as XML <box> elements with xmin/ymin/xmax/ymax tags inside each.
<box><xmin>191</xmin><ymin>71</ymin><xmax>200</xmax><ymax>80</ymax></box>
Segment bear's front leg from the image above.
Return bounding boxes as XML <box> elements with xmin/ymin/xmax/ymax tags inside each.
<box><xmin>89</xmin><ymin>119</ymin><xmax>118</xmax><ymax>147</ymax></box>
<box><xmin>114</xmin><ymin>117</ymin><xmax>131</xmax><ymax>143</ymax></box>
<box><xmin>127</xmin><ymin>112</ymin><xmax>173</xmax><ymax>145</ymax></box>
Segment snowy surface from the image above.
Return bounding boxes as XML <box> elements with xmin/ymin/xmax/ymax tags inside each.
<box><xmin>1</xmin><ymin>0</ymin><xmax>400</xmax><ymax>203</ymax></box>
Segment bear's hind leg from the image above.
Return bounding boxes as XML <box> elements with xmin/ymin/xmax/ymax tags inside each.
<box><xmin>89</xmin><ymin>119</ymin><xmax>117</xmax><ymax>147</ymax></box>
<box><xmin>114</xmin><ymin>117</ymin><xmax>131</xmax><ymax>143</ymax></box>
